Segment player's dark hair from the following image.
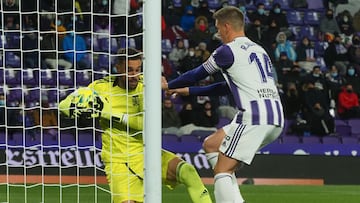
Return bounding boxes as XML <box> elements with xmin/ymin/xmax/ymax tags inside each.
<box><xmin>117</xmin><ymin>48</ymin><xmax>142</xmax><ymax>66</ymax></box>
<box><xmin>213</xmin><ymin>6</ymin><xmax>244</xmax><ymax>30</ymax></box>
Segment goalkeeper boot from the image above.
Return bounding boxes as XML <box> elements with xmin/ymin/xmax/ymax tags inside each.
<box><xmin>177</xmin><ymin>161</ymin><xmax>213</xmax><ymax>203</ymax></box>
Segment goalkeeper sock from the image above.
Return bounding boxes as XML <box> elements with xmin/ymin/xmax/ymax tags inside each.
<box><xmin>177</xmin><ymin>161</ymin><xmax>212</xmax><ymax>203</ymax></box>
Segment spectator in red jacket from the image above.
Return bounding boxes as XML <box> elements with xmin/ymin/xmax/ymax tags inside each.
<box><xmin>337</xmin><ymin>83</ymin><xmax>360</xmax><ymax>119</ymax></box>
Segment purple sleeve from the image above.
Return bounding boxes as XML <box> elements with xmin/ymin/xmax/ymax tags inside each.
<box><xmin>168</xmin><ymin>65</ymin><xmax>209</xmax><ymax>89</ymax></box>
<box><xmin>213</xmin><ymin>45</ymin><xmax>234</xmax><ymax>70</ymax></box>
<box><xmin>189</xmin><ymin>82</ymin><xmax>230</xmax><ymax>96</ymax></box>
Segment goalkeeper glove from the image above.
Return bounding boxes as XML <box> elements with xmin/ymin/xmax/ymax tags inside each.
<box><xmin>69</xmin><ymin>88</ymin><xmax>104</xmax><ymax>119</ymax></box>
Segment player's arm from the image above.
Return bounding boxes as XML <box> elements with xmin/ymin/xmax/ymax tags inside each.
<box><xmin>168</xmin><ymin>81</ymin><xmax>230</xmax><ymax>96</ymax></box>
<box><xmin>165</xmin><ymin>45</ymin><xmax>234</xmax><ymax>90</ymax></box>
<box><xmin>109</xmin><ymin>114</ymin><xmax>143</xmax><ymax>131</ymax></box>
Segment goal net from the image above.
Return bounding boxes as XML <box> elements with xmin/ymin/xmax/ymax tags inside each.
<box><xmin>0</xmin><ymin>0</ymin><xmax>157</xmax><ymax>202</ymax></box>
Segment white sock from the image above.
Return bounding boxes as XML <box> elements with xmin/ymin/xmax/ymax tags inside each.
<box><xmin>205</xmin><ymin>152</ymin><xmax>218</xmax><ymax>169</ymax></box>
<box><xmin>232</xmin><ymin>173</ymin><xmax>245</xmax><ymax>203</ymax></box>
<box><xmin>214</xmin><ymin>173</ymin><xmax>235</xmax><ymax>203</ymax></box>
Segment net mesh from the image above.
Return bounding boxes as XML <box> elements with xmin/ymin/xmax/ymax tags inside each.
<box><xmin>0</xmin><ymin>0</ymin><xmax>144</xmax><ymax>202</ymax></box>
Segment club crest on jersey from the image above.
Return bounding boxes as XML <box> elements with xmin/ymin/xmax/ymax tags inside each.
<box><xmin>132</xmin><ymin>95</ymin><xmax>140</xmax><ymax>106</ymax></box>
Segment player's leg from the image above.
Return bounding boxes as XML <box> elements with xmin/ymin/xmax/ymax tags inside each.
<box><xmin>162</xmin><ymin>150</ymin><xmax>212</xmax><ymax>203</ymax></box>
<box><xmin>104</xmin><ymin>161</ymin><xmax>144</xmax><ymax>203</ymax></box>
<box><xmin>203</xmin><ymin>129</ymin><xmax>245</xmax><ymax>203</ymax></box>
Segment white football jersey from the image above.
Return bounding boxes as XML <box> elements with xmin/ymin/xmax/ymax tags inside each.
<box><xmin>203</xmin><ymin>37</ymin><xmax>284</xmax><ymax>127</ymax></box>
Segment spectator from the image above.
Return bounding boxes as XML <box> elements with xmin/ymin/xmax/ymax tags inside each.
<box><xmin>282</xmin><ymin>82</ymin><xmax>302</xmax><ymax>119</ymax></box>
<box><xmin>246</xmin><ymin>17</ymin><xmax>265</xmax><ymax>46</ymax></box>
<box><xmin>94</xmin><ymin>0</ymin><xmax>109</xmax><ymax>13</ymax></box>
<box><xmin>296</xmin><ymin>36</ymin><xmax>317</xmax><ymax>73</ymax></box>
<box><xmin>324</xmin><ymin>33</ymin><xmax>349</xmax><ymax>76</ymax></box>
<box><xmin>344</xmin><ymin>65</ymin><xmax>360</xmax><ymax>96</ymax></box>
<box><xmin>274</xmin><ymin>52</ymin><xmax>294</xmax><ymax>86</ymax></box>
<box><xmin>267</xmin><ymin>3</ymin><xmax>289</xmax><ymax>32</ymax></box>
<box><xmin>41</xmin><ymin>33</ymin><xmax>73</xmax><ymax>69</ymax></box>
<box><xmin>3</xmin><ymin>0</ymin><xmax>20</xmax><ymax>30</ymax></box>
<box><xmin>162</xmin><ymin>97</ymin><xmax>181</xmax><ymax>128</ymax></box>
<box><xmin>197</xmin><ymin>0</ymin><xmax>214</xmax><ymax>26</ymax></box>
<box><xmin>274</xmin><ymin>32</ymin><xmax>297</xmax><ymax>62</ymax></box>
<box><xmin>291</xmin><ymin>0</ymin><xmax>308</xmax><ymax>9</ymax></box>
<box><xmin>188</xmin><ymin>15</ymin><xmax>212</xmax><ymax>47</ymax></box>
<box><xmin>195</xmin><ymin>101</ymin><xmax>219</xmax><ymax>128</ymax></box>
<box><xmin>326</xmin><ymin>65</ymin><xmax>346</xmax><ymax>101</ymax></box>
<box><xmin>347</xmin><ymin>34</ymin><xmax>360</xmax><ymax>65</ymax></box>
<box><xmin>179</xmin><ymin>102</ymin><xmax>197</xmax><ymax>126</ymax></box>
<box><xmin>62</xmin><ymin>26</ymin><xmax>89</xmax><ymax>70</ymax></box>
<box><xmin>248</xmin><ymin>2</ymin><xmax>268</xmax><ymax>25</ymax></box>
<box><xmin>169</xmin><ymin>39</ymin><xmax>188</xmax><ymax>69</ymax></box>
<box><xmin>180</xmin><ymin>5</ymin><xmax>196</xmax><ymax>33</ymax></box>
<box><xmin>320</xmin><ymin>8</ymin><xmax>341</xmax><ymax>35</ymax></box>
<box><xmin>198</xmin><ymin>42</ymin><xmax>211</xmax><ymax>61</ymax></box>
<box><xmin>302</xmin><ymin>81</ymin><xmax>335</xmax><ymax>136</ymax></box>
<box><xmin>337</xmin><ymin>83</ymin><xmax>360</xmax><ymax>119</ymax></box>
<box><xmin>336</xmin><ymin>10</ymin><xmax>354</xmax><ymax>37</ymax></box>
<box><xmin>353</xmin><ymin>8</ymin><xmax>360</xmax><ymax>32</ymax></box>
<box><xmin>33</xmin><ymin>96</ymin><xmax>58</xmax><ymax>139</ymax></box>
<box><xmin>179</xmin><ymin>47</ymin><xmax>203</xmax><ymax>73</ymax></box>
<box><xmin>261</xmin><ymin>19</ymin><xmax>280</xmax><ymax>60</ymax></box>
<box><xmin>304</xmin><ymin>65</ymin><xmax>328</xmax><ymax>95</ymax></box>
<box><xmin>22</xmin><ymin>14</ymin><xmax>39</xmax><ymax>69</ymax></box>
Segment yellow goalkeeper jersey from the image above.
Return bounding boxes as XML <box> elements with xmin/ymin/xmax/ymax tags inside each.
<box><xmin>59</xmin><ymin>76</ymin><xmax>145</xmax><ymax>163</ymax></box>
<box><xmin>89</xmin><ymin>76</ymin><xmax>144</xmax><ymax>163</ymax></box>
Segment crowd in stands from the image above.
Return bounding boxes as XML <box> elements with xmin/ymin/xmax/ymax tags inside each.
<box><xmin>160</xmin><ymin>0</ymin><xmax>360</xmax><ymax>139</ymax></box>
<box><xmin>1</xmin><ymin>0</ymin><xmax>360</xmax><ymax>143</ymax></box>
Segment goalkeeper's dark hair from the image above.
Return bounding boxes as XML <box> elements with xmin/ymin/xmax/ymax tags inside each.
<box><xmin>117</xmin><ymin>48</ymin><xmax>142</xmax><ymax>66</ymax></box>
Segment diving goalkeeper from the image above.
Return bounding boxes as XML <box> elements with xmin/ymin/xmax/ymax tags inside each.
<box><xmin>59</xmin><ymin>48</ymin><xmax>212</xmax><ymax>203</ymax></box>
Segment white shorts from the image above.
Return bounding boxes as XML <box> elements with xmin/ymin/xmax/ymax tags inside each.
<box><xmin>221</xmin><ymin>121</ymin><xmax>282</xmax><ymax>165</ymax></box>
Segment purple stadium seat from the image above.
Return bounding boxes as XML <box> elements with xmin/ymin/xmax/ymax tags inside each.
<box><xmin>5</xmin><ymin>32</ymin><xmax>20</xmax><ymax>49</ymax></box>
<box><xmin>299</xmin><ymin>26</ymin><xmax>318</xmax><ymax>41</ymax></box>
<box><xmin>207</xmin><ymin>0</ymin><xmax>221</xmax><ymax>10</ymax></box>
<box><xmin>303</xmin><ymin>11</ymin><xmax>322</xmax><ymax>25</ymax></box>
<box><xmin>23</xmin><ymin>69</ymin><xmax>39</xmax><ymax>86</ymax></box>
<box><xmin>7</xmin><ymin>89</ymin><xmax>22</xmax><ymax>103</ymax></box>
<box><xmin>322</xmin><ymin>136</ymin><xmax>341</xmax><ymax>144</ymax></box>
<box><xmin>25</xmin><ymin>89</ymin><xmax>40</xmax><ymax>106</ymax></box>
<box><xmin>336</xmin><ymin>125</ymin><xmax>351</xmax><ymax>137</ymax></box>
<box><xmin>172</xmin><ymin>0</ymin><xmax>183</xmax><ymax>8</ymax></box>
<box><xmin>111</xmin><ymin>38</ymin><xmax>119</xmax><ymax>54</ymax></box>
<box><xmin>58</xmin><ymin>70</ymin><xmax>74</xmax><ymax>86</ymax></box>
<box><xmin>227</xmin><ymin>0</ymin><xmax>239</xmax><ymax>7</ymax></box>
<box><xmin>0</xmin><ymin>69</ymin><xmax>3</xmax><ymax>84</ymax></box>
<box><xmin>302</xmin><ymin>136</ymin><xmax>321</xmax><ymax>144</ymax></box>
<box><xmin>273</xmin><ymin>0</ymin><xmax>291</xmax><ymax>10</ymax></box>
<box><xmin>216</xmin><ymin>117</ymin><xmax>231</xmax><ymax>129</ymax></box>
<box><xmin>341</xmin><ymin>137</ymin><xmax>359</xmax><ymax>144</ymax></box>
<box><xmin>5</xmin><ymin>69</ymin><xmax>21</xmax><ymax>86</ymax></box>
<box><xmin>286</xmin><ymin>11</ymin><xmax>303</xmax><ymax>25</ymax></box>
<box><xmin>99</xmin><ymin>37</ymin><xmax>110</xmax><ymax>52</ymax></box>
<box><xmin>40</xmin><ymin>70</ymin><xmax>57</xmax><ymax>86</ymax></box>
<box><xmin>161</xmin><ymin>39</ymin><xmax>172</xmax><ymax>54</ymax></box>
<box><xmin>314</xmin><ymin>41</ymin><xmax>327</xmax><ymax>57</ymax></box>
<box><xmin>5</xmin><ymin>51</ymin><xmax>21</xmax><ymax>68</ymax></box>
<box><xmin>98</xmin><ymin>54</ymin><xmax>110</xmax><ymax>69</ymax></box>
<box><xmin>347</xmin><ymin>119</ymin><xmax>360</xmax><ymax>136</ymax></box>
<box><xmin>306</xmin><ymin>0</ymin><xmax>324</xmax><ymax>11</ymax></box>
<box><xmin>76</xmin><ymin>71</ymin><xmax>91</xmax><ymax>86</ymax></box>
<box><xmin>281</xmin><ymin>136</ymin><xmax>300</xmax><ymax>144</ymax></box>
<box><xmin>255</xmin><ymin>0</ymin><xmax>272</xmax><ymax>9</ymax></box>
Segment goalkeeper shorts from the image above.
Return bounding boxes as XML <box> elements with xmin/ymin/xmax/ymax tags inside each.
<box><xmin>104</xmin><ymin>149</ymin><xmax>178</xmax><ymax>203</ymax></box>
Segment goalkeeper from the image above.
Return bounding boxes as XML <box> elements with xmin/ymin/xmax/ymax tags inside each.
<box><xmin>59</xmin><ymin>48</ymin><xmax>212</xmax><ymax>203</ymax></box>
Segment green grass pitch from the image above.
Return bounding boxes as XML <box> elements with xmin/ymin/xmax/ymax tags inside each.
<box><xmin>0</xmin><ymin>184</ymin><xmax>359</xmax><ymax>203</ymax></box>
